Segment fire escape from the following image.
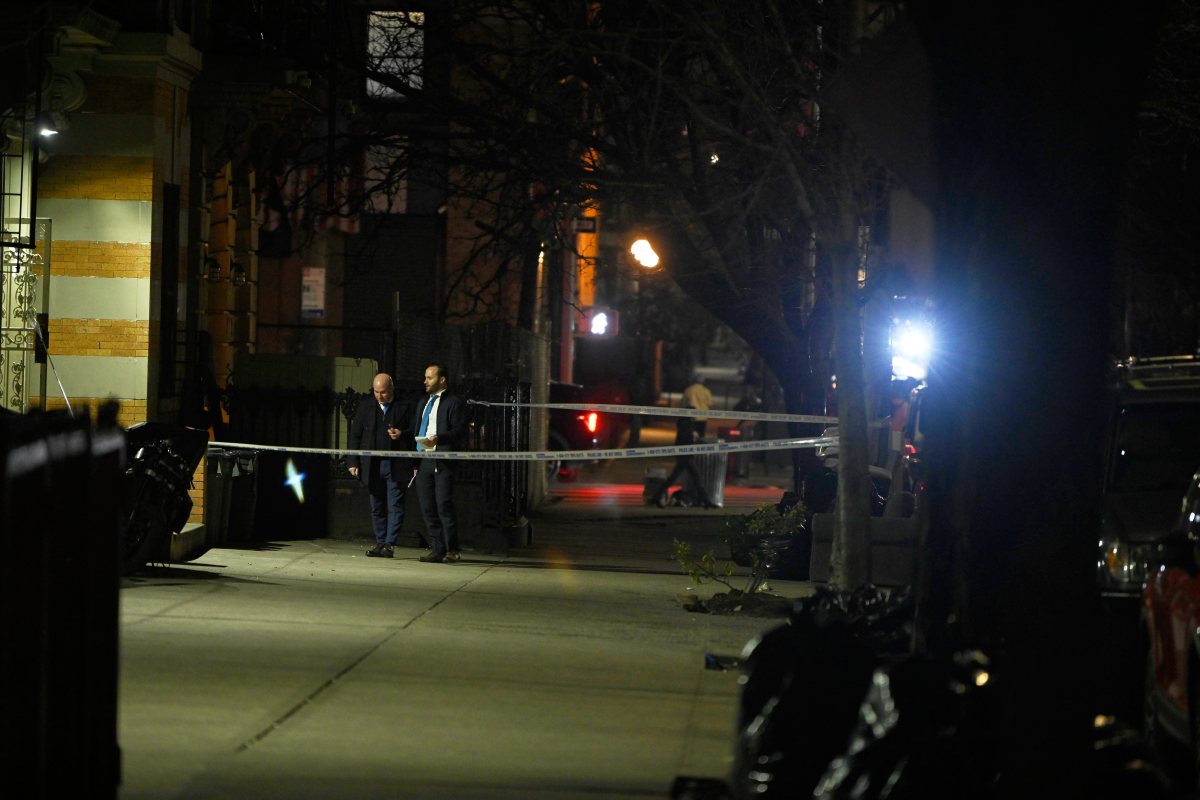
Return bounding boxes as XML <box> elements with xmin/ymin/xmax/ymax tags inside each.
<box><xmin>0</xmin><ymin>23</ymin><xmax>49</xmax><ymax>413</ymax></box>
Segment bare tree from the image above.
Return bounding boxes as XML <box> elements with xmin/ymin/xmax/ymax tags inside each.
<box><xmin>220</xmin><ymin>0</ymin><xmax>899</xmax><ymax>587</ymax></box>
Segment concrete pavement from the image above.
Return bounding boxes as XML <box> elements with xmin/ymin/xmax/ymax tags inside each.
<box><xmin>117</xmin><ymin>499</ymin><xmax>814</xmax><ymax>799</ymax></box>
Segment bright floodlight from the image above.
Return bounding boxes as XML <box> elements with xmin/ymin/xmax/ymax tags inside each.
<box><xmin>590</xmin><ymin>311</ymin><xmax>610</xmax><ymax>335</ymax></box>
<box><xmin>891</xmin><ymin>321</ymin><xmax>933</xmax><ymax>380</ymax></box>
<box><xmin>892</xmin><ymin>356</ymin><xmax>927</xmax><ymax>381</ymax></box>
<box><xmin>895</xmin><ymin>325</ymin><xmax>932</xmax><ymax>361</ymax></box>
<box><xmin>630</xmin><ymin>239</ymin><xmax>660</xmax><ymax>268</ymax></box>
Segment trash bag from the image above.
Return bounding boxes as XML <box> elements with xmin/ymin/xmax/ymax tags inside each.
<box><xmin>812</xmin><ymin>650</ymin><xmax>1170</xmax><ymax>799</ymax></box>
<box><xmin>729</xmin><ymin>585</ymin><xmax>916</xmax><ymax>800</ymax></box>
<box><xmin>812</xmin><ymin>650</ymin><xmax>1000</xmax><ymax>799</ymax></box>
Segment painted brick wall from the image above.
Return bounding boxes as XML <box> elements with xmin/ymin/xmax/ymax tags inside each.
<box><xmin>189</xmin><ymin>463</ymin><xmax>205</xmax><ymax>524</ymax></box>
<box><xmin>50</xmin><ymin>319</ymin><xmax>150</xmax><ymax>358</ymax></box>
<box><xmin>34</xmin><ymin>397</ymin><xmax>147</xmax><ymax>429</ymax></box>
<box><xmin>52</xmin><ymin>242</ymin><xmax>152</xmax><ymax>278</ymax></box>
<box><xmin>38</xmin><ymin>155</ymin><xmax>154</xmax><ymax>201</ymax></box>
<box><xmin>82</xmin><ymin>74</ymin><xmax>156</xmax><ymax>115</ymax></box>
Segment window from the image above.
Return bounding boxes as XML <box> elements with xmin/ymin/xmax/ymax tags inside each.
<box><xmin>364</xmin><ymin>143</ymin><xmax>408</xmax><ymax>214</ymax></box>
<box><xmin>367</xmin><ymin>10</ymin><xmax>425</xmax><ymax>99</ymax></box>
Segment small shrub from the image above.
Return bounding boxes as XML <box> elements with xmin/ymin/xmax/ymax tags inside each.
<box><xmin>673</xmin><ymin>501</ymin><xmax>807</xmax><ymax>597</ymax></box>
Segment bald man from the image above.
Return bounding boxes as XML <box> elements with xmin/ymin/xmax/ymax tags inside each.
<box><xmin>348</xmin><ymin>372</ymin><xmax>414</xmax><ymax>557</ymax></box>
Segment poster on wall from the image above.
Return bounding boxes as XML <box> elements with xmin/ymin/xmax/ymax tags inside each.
<box><xmin>301</xmin><ymin>266</ymin><xmax>325</xmax><ymax>318</ymax></box>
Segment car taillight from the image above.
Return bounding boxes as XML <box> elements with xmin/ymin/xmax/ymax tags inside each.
<box><xmin>581</xmin><ymin>411</ymin><xmax>599</xmax><ymax>434</ymax></box>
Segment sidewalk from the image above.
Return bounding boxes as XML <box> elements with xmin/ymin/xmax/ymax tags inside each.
<box><xmin>116</xmin><ymin>505</ymin><xmax>814</xmax><ymax>799</ymax></box>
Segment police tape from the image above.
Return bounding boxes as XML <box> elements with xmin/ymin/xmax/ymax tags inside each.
<box><xmin>207</xmin><ymin>435</ymin><xmax>839</xmax><ymax>463</ymax></box>
<box><xmin>467</xmin><ymin>399</ymin><xmax>838</xmax><ymax>426</ymax></box>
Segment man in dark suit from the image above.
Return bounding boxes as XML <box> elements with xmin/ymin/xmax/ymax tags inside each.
<box><xmin>412</xmin><ymin>362</ymin><xmax>467</xmax><ymax>563</ymax></box>
<box><xmin>348</xmin><ymin>373</ymin><xmax>413</xmax><ymax>558</ymax></box>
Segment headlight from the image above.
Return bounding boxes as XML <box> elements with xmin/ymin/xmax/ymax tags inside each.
<box><xmin>1099</xmin><ymin>538</ymin><xmax>1154</xmax><ymax>590</ymax></box>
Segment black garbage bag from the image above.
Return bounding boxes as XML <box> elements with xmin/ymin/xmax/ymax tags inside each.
<box><xmin>729</xmin><ymin>585</ymin><xmax>915</xmax><ymax>799</ymax></box>
<box><xmin>798</xmin><ymin>583</ymin><xmax>916</xmax><ymax>655</ymax></box>
<box><xmin>812</xmin><ymin>650</ymin><xmax>1000</xmax><ymax>799</ymax></box>
<box><xmin>812</xmin><ymin>653</ymin><xmax>1171</xmax><ymax>799</ymax></box>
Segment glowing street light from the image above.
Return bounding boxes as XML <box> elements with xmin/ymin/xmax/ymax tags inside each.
<box><xmin>630</xmin><ymin>238</ymin><xmax>660</xmax><ymax>269</ymax></box>
<box><xmin>590</xmin><ymin>311</ymin><xmax>610</xmax><ymax>335</ymax></box>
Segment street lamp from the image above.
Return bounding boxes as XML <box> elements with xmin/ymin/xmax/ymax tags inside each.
<box><xmin>576</xmin><ymin>307</ymin><xmax>619</xmax><ymax>336</ymax></box>
<box><xmin>630</xmin><ymin>238</ymin><xmax>659</xmax><ymax>269</ymax></box>
<box><xmin>36</xmin><ymin>112</ymin><xmax>61</xmax><ymax>137</ymax></box>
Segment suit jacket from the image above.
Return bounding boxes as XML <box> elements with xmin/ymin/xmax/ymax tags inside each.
<box><xmin>412</xmin><ymin>391</ymin><xmax>467</xmax><ymax>454</ymax></box>
<box><xmin>347</xmin><ymin>394</ymin><xmax>414</xmax><ymax>483</ymax></box>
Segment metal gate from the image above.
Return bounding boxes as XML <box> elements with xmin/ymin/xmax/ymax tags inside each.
<box><xmin>0</xmin><ymin>218</ymin><xmax>50</xmax><ymax>414</ymax></box>
<box><xmin>458</xmin><ymin>377</ymin><xmax>530</xmax><ymax>531</ymax></box>
<box><xmin>2</xmin><ymin>101</ymin><xmax>50</xmax><ymax>414</ymax></box>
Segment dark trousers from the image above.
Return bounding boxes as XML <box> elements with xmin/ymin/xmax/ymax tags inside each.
<box><xmin>655</xmin><ymin>456</ymin><xmax>710</xmax><ymax>505</ymax></box>
<box><xmin>415</xmin><ymin>459</ymin><xmax>458</xmax><ymax>555</ymax></box>
<box><xmin>368</xmin><ymin>460</ymin><xmax>407</xmax><ymax>545</ymax></box>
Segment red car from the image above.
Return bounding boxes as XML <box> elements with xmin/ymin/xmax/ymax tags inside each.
<box><xmin>1141</xmin><ymin>465</ymin><xmax>1200</xmax><ymax>783</ymax></box>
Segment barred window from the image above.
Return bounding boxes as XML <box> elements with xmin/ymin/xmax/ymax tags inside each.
<box><xmin>367</xmin><ymin>10</ymin><xmax>425</xmax><ymax>99</ymax></box>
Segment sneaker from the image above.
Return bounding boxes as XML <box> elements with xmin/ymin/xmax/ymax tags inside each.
<box><xmin>419</xmin><ymin>552</ymin><xmax>445</xmax><ymax>563</ymax></box>
<box><xmin>444</xmin><ymin>551</ymin><xmax>461</xmax><ymax>563</ymax></box>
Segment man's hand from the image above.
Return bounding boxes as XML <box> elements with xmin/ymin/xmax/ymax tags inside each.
<box><xmin>349</xmin><ymin>466</ymin><xmax>359</xmax><ymax>477</ymax></box>
<box><xmin>387</xmin><ymin>426</ymin><xmax>401</xmax><ymax>440</ymax></box>
<box><xmin>424</xmin><ymin>434</ymin><xmax>438</xmax><ymax>446</ymax></box>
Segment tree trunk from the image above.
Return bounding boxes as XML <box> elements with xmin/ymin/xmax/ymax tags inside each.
<box><xmin>908</xmin><ymin>2</ymin><xmax>1163</xmax><ymax>793</ymax></box>
<box><xmin>829</xmin><ymin>245</ymin><xmax>872</xmax><ymax>590</ymax></box>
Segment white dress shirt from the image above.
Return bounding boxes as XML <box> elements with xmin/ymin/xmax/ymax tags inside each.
<box><xmin>421</xmin><ymin>391</ymin><xmax>443</xmax><ymax>451</ymax></box>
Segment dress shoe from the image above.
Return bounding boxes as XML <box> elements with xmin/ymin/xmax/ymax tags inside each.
<box><xmin>366</xmin><ymin>543</ymin><xmax>392</xmax><ymax>557</ymax></box>
<box><xmin>444</xmin><ymin>551</ymin><xmax>461</xmax><ymax>563</ymax></box>
<box><xmin>419</xmin><ymin>552</ymin><xmax>445</xmax><ymax>563</ymax></box>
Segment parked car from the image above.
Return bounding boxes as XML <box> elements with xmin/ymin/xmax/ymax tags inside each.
<box><xmin>546</xmin><ymin>380</ymin><xmax>631</xmax><ymax>481</ymax></box>
<box><xmin>1098</xmin><ymin>356</ymin><xmax>1200</xmax><ymax>596</ymax></box>
<box><xmin>1141</xmin><ymin>465</ymin><xmax>1200</xmax><ymax>785</ymax></box>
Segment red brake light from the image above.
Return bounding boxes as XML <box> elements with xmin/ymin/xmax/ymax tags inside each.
<box><xmin>581</xmin><ymin>411</ymin><xmax>599</xmax><ymax>433</ymax></box>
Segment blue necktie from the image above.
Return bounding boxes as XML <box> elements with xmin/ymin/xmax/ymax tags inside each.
<box><xmin>417</xmin><ymin>396</ymin><xmax>434</xmax><ymax>450</ymax></box>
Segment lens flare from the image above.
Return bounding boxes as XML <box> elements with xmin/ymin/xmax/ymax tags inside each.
<box><xmin>284</xmin><ymin>458</ymin><xmax>307</xmax><ymax>503</ymax></box>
